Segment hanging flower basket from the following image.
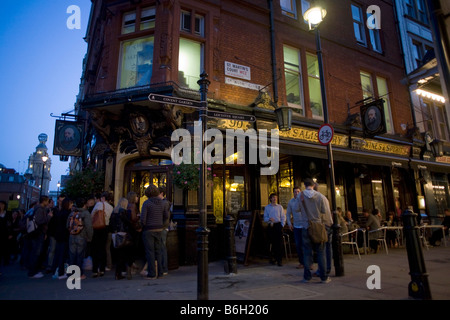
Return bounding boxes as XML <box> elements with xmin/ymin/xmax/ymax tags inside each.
<box><xmin>172</xmin><ymin>162</ymin><xmax>213</xmax><ymax>191</ymax></box>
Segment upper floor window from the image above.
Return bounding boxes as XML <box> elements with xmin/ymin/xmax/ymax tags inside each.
<box><xmin>178</xmin><ymin>38</ymin><xmax>203</xmax><ymax>90</ymax></box>
<box><xmin>281</xmin><ymin>0</ymin><xmax>297</xmax><ymax>19</ymax></box>
<box><xmin>121</xmin><ymin>7</ymin><xmax>155</xmax><ymax>34</ymax></box>
<box><xmin>181</xmin><ymin>10</ymin><xmax>204</xmax><ymax>36</ymax></box>
<box><xmin>405</xmin><ymin>0</ymin><xmax>429</xmax><ymax>24</ymax></box>
<box><xmin>351</xmin><ymin>4</ymin><xmax>366</xmax><ymax>46</ymax></box>
<box><xmin>307</xmin><ymin>53</ymin><xmax>323</xmax><ymax>119</ymax></box>
<box><xmin>283</xmin><ymin>45</ymin><xmax>304</xmax><ymax>116</ymax></box>
<box><xmin>368</xmin><ymin>11</ymin><xmax>382</xmax><ymax>52</ymax></box>
<box><xmin>118</xmin><ymin>37</ymin><xmax>154</xmax><ymax>89</ymax></box>
<box><xmin>360</xmin><ymin>71</ymin><xmax>394</xmax><ymax>134</ymax></box>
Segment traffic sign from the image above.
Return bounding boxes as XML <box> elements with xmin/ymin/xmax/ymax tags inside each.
<box><xmin>318</xmin><ymin>124</ymin><xmax>334</xmax><ymax>146</ymax></box>
<box><xmin>148</xmin><ymin>93</ymin><xmax>205</xmax><ymax>109</ymax></box>
<box><xmin>206</xmin><ymin>110</ymin><xmax>256</xmax><ymax>122</ymax></box>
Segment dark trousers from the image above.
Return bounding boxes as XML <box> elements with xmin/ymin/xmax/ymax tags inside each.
<box><xmin>91</xmin><ymin>229</ymin><xmax>108</xmax><ymax>273</ymax></box>
<box><xmin>52</xmin><ymin>241</ymin><xmax>68</xmax><ymax>276</ymax></box>
<box><xmin>268</xmin><ymin>222</ymin><xmax>283</xmax><ymax>264</ymax></box>
<box><xmin>27</xmin><ymin>233</ymin><xmax>45</xmax><ymax>276</ymax></box>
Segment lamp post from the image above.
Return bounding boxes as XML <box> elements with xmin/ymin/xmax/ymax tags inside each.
<box><xmin>304</xmin><ymin>5</ymin><xmax>344</xmax><ymax>276</ymax></box>
<box><xmin>39</xmin><ymin>156</ymin><xmax>48</xmax><ymax>198</ymax></box>
<box><xmin>197</xmin><ymin>71</ymin><xmax>210</xmax><ymax>300</ymax></box>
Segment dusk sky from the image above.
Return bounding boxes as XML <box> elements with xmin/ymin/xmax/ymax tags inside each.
<box><xmin>0</xmin><ymin>0</ymin><xmax>92</xmax><ymax>191</ymax></box>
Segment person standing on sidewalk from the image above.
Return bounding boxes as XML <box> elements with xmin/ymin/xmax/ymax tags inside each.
<box><xmin>90</xmin><ymin>192</ymin><xmax>113</xmax><ymax>277</ymax></box>
<box><xmin>140</xmin><ymin>184</ymin><xmax>170</xmax><ymax>279</ymax></box>
<box><xmin>159</xmin><ymin>186</ymin><xmax>171</xmax><ymax>276</ymax></box>
<box><xmin>27</xmin><ymin>196</ymin><xmax>52</xmax><ymax>278</ymax></box>
<box><xmin>67</xmin><ymin>197</ymin><xmax>93</xmax><ymax>280</ymax></box>
<box><xmin>264</xmin><ymin>193</ymin><xmax>286</xmax><ymax>267</ymax></box>
<box><xmin>286</xmin><ymin>186</ymin><xmax>305</xmax><ymax>269</ymax></box>
<box><xmin>298</xmin><ymin>178</ymin><xmax>333</xmax><ymax>283</ymax></box>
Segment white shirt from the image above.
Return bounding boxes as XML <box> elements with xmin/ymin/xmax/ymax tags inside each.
<box><xmin>91</xmin><ymin>200</ymin><xmax>114</xmax><ymax>225</ymax></box>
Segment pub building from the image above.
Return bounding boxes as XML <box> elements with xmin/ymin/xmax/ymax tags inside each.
<box><xmin>70</xmin><ymin>0</ymin><xmax>449</xmax><ymax>265</ymax></box>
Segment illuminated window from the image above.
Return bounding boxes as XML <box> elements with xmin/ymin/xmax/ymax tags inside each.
<box><xmin>178</xmin><ymin>38</ymin><xmax>203</xmax><ymax>90</ymax></box>
<box><xmin>283</xmin><ymin>45</ymin><xmax>304</xmax><ymax>116</ymax></box>
<box><xmin>307</xmin><ymin>53</ymin><xmax>323</xmax><ymax>119</ymax></box>
<box><xmin>118</xmin><ymin>37</ymin><xmax>154</xmax><ymax>88</ymax></box>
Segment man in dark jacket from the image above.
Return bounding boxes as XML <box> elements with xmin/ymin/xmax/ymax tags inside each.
<box><xmin>140</xmin><ymin>184</ymin><xmax>170</xmax><ymax>279</ymax></box>
<box><xmin>28</xmin><ymin>196</ymin><xmax>52</xmax><ymax>278</ymax></box>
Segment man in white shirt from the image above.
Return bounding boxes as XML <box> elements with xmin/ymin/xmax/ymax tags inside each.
<box><xmin>263</xmin><ymin>193</ymin><xmax>286</xmax><ymax>267</ymax></box>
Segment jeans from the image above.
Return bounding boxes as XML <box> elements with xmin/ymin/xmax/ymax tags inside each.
<box><xmin>293</xmin><ymin>227</ymin><xmax>304</xmax><ymax>265</ymax></box>
<box><xmin>142</xmin><ymin>230</ymin><xmax>162</xmax><ymax>278</ymax></box>
<box><xmin>69</xmin><ymin>236</ymin><xmax>87</xmax><ymax>275</ymax></box>
<box><xmin>302</xmin><ymin>229</ymin><xmax>327</xmax><ymax>281</ymax></box>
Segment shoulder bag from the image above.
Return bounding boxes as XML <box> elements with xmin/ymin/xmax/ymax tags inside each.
<box><xmin>92</xmin><ymin>202</ymin><xmax>106</xmax><ymax>230</ymax></box>
<box><xmin>301</xmin><ymin>193</ymin><xmax>328</xmax><ymax>244</ymax></box>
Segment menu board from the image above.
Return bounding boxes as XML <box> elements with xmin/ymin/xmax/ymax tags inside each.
<box><xmin>234</xmin><ymin>210</ymin><xmax>256</xmax><ymax>266</ymax></box>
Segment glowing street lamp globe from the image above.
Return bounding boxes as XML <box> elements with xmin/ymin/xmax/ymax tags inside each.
<box><xmin>303</xmin><ymin>6</ymin><xmax>327</xmax><ymax>29</ymax></box>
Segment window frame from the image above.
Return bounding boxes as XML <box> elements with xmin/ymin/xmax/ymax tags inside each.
<box><xmin>117</xmin><ymin>36</ymin><xmax>155</xmax><ymax>89</ymax></box>
<box><xmin>351</xmin><ymin>4</ymin><xmax>367</xmax><ymax>46</ymax></box>
<box><xmin>281</xmin><ymin>0</ymin><xmax>297</xmax><ymax>19</ymax></box>
<box><xmin>283</xmin><ymin>45</ymin><xmax>305</xmax><ymax>116</ymax></box>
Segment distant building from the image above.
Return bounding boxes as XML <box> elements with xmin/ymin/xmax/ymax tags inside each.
<box><xmin>0</xmin><ymin>164</ymin><xmax>39</xmax><ymax>211</ymax></box>
<box><xmin>24</xmin><ymin>133</ymin><xmax>52</xmax><ymax>197</ymax></box>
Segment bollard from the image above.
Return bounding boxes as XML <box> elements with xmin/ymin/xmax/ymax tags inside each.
<box><xmin>402</xmin><ymin>209</ymin><xmax>432</xmax><ymax>300</ymax></box>
<box><xmin>224</xmin><ymin>215</ymin><xmax>237</xmax><ymax>274</ymax></box>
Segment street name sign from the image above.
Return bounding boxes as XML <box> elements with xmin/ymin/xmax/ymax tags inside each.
<box><xmin>207</xmin><ymin>110</ymin><xmax>256</xmax><ymax>122</ymax></box>
<box><xmin>148</xmin><ymin>93</ymin><xmax>205</xmax><ymax>109</ymax></box>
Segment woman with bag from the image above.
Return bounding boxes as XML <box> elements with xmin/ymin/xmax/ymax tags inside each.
<box><xmin>110</xmin><ymin>197</ymin><xmax>133</xmax><ymax>280</ymax></box>
<box><xmin>90</xmin><ymin>192</ymin><xmax>113</xmax><ymax>278</ymax></box>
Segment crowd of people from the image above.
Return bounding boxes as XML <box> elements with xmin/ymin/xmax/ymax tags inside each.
<box><xmin>265</xmin><ymin>178</ymin><xmax>450</xmax><ymax>284</ymax></box>
<box><xmin>0</xmin><ymin>184</ymin><xmax>172</xmax><ymax>280</ymax></box>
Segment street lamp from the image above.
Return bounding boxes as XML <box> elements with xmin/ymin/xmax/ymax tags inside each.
<box><xmin>57</xmin><ymin>181</ymin><xmax>61</xmax><ymax>198</ymax></box>
<box><xmin>304</xmin><ymin>4</ymin><xmax>344</xmax><ymax>276</ymax></box>
<box><xmin>40</xmin><ymin>155</ymin><xmax>48</xmax><ymax>198</ymax></box>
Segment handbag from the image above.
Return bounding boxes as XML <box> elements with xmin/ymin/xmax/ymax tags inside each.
<box><xmin>92</xmin><ymin>202</ymin><xmax>106</xmax><ymax>230</ymax></box>
<box><xmin>301</xmin><ymin>193</ymin><xmax>328</xmax><ymax>244</ymax></box>
<box><xmin>112</xmin><ymin>232</ymin><xmax>133</xmax><ymax>248</ymax></box>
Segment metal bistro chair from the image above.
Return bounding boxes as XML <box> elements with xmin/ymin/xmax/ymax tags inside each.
<box><xmin>369</xmin><ymin>227</ymin><xmax>389</xmax><ymax>254</ymax></box>
<box><xmin>340</xmin><ymin>229</ymin><xmax>361</xmax><ymax>259</ymax></box>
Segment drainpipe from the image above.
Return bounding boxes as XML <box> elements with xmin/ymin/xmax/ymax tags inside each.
<box><xmin>268</xmin><ymin>0</ymin><xmax>279</xmax><ymax>104</ymax></box>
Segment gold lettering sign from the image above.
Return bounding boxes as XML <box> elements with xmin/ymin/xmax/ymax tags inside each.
<box><xmin>362</xmin><ymin>139</ymin><xmax>410</xmax><ymax>156</ymax></box>
<box><xmin>215</xmin><ymin>119</ymin><xmax>253</xmax><ymax>130</ymax></box>
<box><xmin>279</xmin><ymin>127</ymin><xmax>348</xmax><ymax>147</ymax></box>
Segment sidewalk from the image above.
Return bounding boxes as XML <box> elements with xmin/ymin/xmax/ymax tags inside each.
<box><xmin>0</xmin><ymin>245</ymin><xmax>449</xmax><ymax>301</ymax></box>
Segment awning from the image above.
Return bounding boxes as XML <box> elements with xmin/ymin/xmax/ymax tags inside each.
<box><xmin>279</xmin><ymin>139</ymin><xmax>410</xmax><ymax>168</ymax></box>
<box><xmin>410</xmin><ymin>159</ymin><xmax>450</xmax><ymax>174</ymax></box>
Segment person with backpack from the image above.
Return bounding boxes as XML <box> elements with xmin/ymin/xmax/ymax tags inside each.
<box><xmin>27</xmin><ymin>196</ymin><xmax>52</xmax><ymax>279</ymax></box>
<box><xmin>67</xmin><ymin>197</ymin><xmax>93</xmax><ymax>280</ymax></box>
<box><xmin>51</xmin><ymin>197</ymin><xmax>72</xmax><ymax>279</ymax></box>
